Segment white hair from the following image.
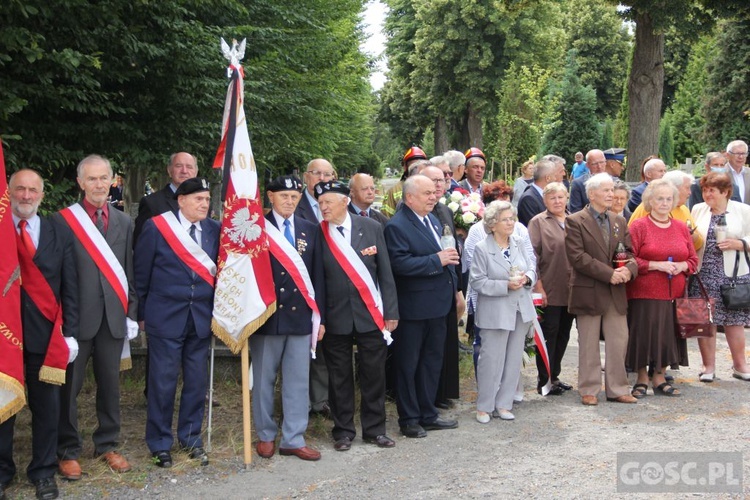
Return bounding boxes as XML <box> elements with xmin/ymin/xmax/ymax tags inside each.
<box><xmin>585</xmin><ymin>172</ymin><xmax>614</xmax><ymax>196</ymax></box>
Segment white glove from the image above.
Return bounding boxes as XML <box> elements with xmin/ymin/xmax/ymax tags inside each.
<box><xmin>65</xmin><ymin>337</ymin><xmax>79</xmax><ymax>364</ymax></box>
<box><xmin>126</xmin><ymin>318</ymin><xmax>139</xmax><ymax>340</ymax></box>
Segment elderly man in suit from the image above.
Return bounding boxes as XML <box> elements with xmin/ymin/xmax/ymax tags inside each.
<box><xmin>295</xmin><ymin>158</ymin><xmax>335</xmax><ymax>419</ymax></box>
<box><xmin>0</xmin><ymin>170</ymin><xmax>79</xmax><ymax>500</ymax></box>
<box><xmin>385</xmin><ymin>175</ymin><xmax>460</xmax><ymax>438</ymax></box>
<box><xmin>565</xmin><ymin>173</ymin><xmax>639</xmax><ymax>406</ymax></box>
<box><xmin>134</xmin><ymin>177</ymin><xmax>219</xmax><ymax>468</ymax></box>
<box><xmin>134</xmin><ymin>152</ymin><xmax>198</xmax><ymax>245</ymax></box>
<box><xmin>628</xmin><ymin>157</ymin><xmax>667</xmax><ymax>213</ymax></box>
<box><xmin>688</xmin><ymin>152</ymin><xmax>741</xmax><ymax>208</ymax></box>
<box><xmin>348</xmin><ymin>173</ymin><xmax>389</xmax><ymax>226</ymax></box>
<box><xmin>443</xmin><ymin>150</ymin><xmax>466</xmax><ymax>193</ymax></box>
<box><xmin>251</xmin><ymin>175</ymin><xmax>324</xmax><ymax>462</ymax></box>
<box><xmin>725</xmin><ymin>139</ymin><xmax>750</xmax><ymax>204</ymax></box>
<box><xmin>568</xmin><ymin>149</ymin><xmax>607</xmax><ymax>213</ymax></box>
<box><xmin>56</xmin><ymin>155</ymin><xmax>138</xmax><ymax>478</ymax></box>
<box><xmin>517</xmin><ymin>159</ymin><xmax>557</xmax><ymax>227</ymax></box>
<box><xmin>315</xmin><ymin>180</ymin><xmax>399</xmax><ymax>451</ymax></box>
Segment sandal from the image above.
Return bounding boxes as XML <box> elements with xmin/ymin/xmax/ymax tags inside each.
<box><xmin>653</xmin><ymin>382</ymin><xmax>681</xmax><ymax>397</ymax></box>
<box><xmin>631</xmin><ymin>383</ymin><xmax>648</xmax><ymax>399</ymax></box>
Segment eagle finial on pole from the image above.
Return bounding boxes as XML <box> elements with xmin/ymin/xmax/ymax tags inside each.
<box><xmin>220</xmin><ymin>37</ymin><xmax>246</xmax><ymax>78</ymax></box>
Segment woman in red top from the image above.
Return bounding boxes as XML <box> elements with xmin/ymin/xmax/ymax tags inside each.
<box><xmin>626</xmin><ymin>179</ymin><xmax>698</xmax><ymax>397</ymax></box>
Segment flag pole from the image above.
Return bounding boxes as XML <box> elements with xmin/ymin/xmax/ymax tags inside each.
<box><xmin>206</xmin><ymin>336</ymin><xmax>216</xmax><ymax>452</ymax></box>
<box><xmin>241</xmin><ymin>341</ymin><xmax>252</xmax><ymax>467</ymax></box>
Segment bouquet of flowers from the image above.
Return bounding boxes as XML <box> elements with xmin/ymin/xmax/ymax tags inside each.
<box><xmin>440</xmin><ymin>190</ymin><xmax>485</xmax><ymax>230</ymax></box>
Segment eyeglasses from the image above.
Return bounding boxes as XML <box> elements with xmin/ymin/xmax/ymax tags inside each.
<box><xmin>728</xmin><ymin>151</ymin><xmax>748</xmax><ymax>157</ymax></box>
<box><xmin>444</xmin><ymin>171</ymin><xmax>453</xmax><ymax>177</ymax></box>
<box><xmin>307</xmin><ymin>170</ymin><xmax>334</xmax><ymax>178</ymax></box>
<box><xmin>654</xmin><ymin>197</ymin><xmax>673</xmax><ymax>204</ymax></box>
<box><xmin>499</xmin><ymin>217</ymin><xmax>516</xmax><ymax>223</ymax></box>
<box><xmin>430</xmin><ymin>178</ymin><xmax>445</xmax><ymax>185</ymax></box>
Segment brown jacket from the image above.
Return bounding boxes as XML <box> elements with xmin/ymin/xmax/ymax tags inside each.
<box><xmin>528</xmin><ymin>210</ymin><xmax>570</xmax><ymax>307</ymax></box>
<box><xmin>564</xmin><ymin>208</ymin><xmax>638</xmax><ymax>316</ymax></box>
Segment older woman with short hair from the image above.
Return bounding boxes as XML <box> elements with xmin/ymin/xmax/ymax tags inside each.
<box><xmin>528</xmin><ymin>182</ymin><xmax>575</xmax><ymax>395</ymax></box>
<box><xmin>626</xmin><ymin>180</ymin><xmax>697</xmax><ymax>397</ymax></box>
<box><xmin>690</xmin><ymin>172</ymin><xmax>750</xmax><ymax>382</ymax></box>
<box><xmin>612</xmin><ymin>181</ymin><xmax>631</xmax><ymax>222</ymax></box>
<box><xmin>470</xmin><ymin>201</ymin><xmax>537</xmax><ymax>422</ymax></box>
<box><xmin>513</xmin><ymin>160</ymin><xmax>535</xmax><ymax>207</ymax></box>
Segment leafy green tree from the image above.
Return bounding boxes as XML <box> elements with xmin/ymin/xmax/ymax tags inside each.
<box><xmin>658</xmin><ymin>115</ymin><xmax>675</xmax><ymax>167</ymax></box>
<box><xmin>565</xmin><ymin>0</ymin><xmax>631</xmax><ymax>117</ymax></box>
<box><xmin>541</xmin><ymin>50</ymin><xmax>600</xmax><ymax>161</ymax></box>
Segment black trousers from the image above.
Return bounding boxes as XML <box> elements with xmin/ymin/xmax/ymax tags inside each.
<box><xmin>435</xmin><ymin>301</ymin><xmax>460</xmax><ymax>402</ymax></box>
<box><xmin>0</xmin><ymin>352</ymin><xmax>60</xmax><ymax>483</ymax></box>
<box><xmin>536</xmin><ymin>305</ymin><xmax>575</xmax><ymax>387</ymax></box>
<box><xmin>323</xmin><ymin>330</ymin><xmax>387</xmax><ymax>441</ymax></box>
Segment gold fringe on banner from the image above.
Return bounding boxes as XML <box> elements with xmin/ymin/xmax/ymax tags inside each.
<box><xmin>211</xmin><ymin>302</ymin><xmax>277</xmax><ymax>354</ymax></box>
<box><xmin>38</xmin><ymin>366</ymin><xmax>66</xmax><ymax>386</ymax></box>
<box><xmin>0</xmin><ymin>373</ymin><xmax>26</xmax><ymax>424</ymax></box>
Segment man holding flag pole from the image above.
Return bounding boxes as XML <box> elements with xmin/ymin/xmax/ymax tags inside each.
<box><xmin>211</xmin><ymin>38</ymin><xmax>277</xmax><ymax>467</ymax></box>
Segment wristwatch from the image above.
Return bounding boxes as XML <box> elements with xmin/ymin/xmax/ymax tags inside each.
<box><xmin>523</xmin><ymin>276</ymin><xmax>532</xmax><ymax>288</ymax></box>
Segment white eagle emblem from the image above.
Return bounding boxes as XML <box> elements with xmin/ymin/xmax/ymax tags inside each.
<box><xmin>225</xmin><ymin>207</ymin><xmax>262</xmax><ymax>247</ymax></box>
<box><xmin>285</xmin><ymin>178</ymin><xmax>293</xmax><ymax>188</ymax></box>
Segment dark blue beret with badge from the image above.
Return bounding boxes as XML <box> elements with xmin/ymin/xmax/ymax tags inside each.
<box><xmin>174</xmin><ymin>177</ymin><xmax>209</xmax><ymax>198</ymax></box>
<box><xmin>267</xmin><ymin>175</ymin><xmax>303</xmax><ymax>193</ymax></box>
<box><xmin>314</xmin><ymin>180</ymin><xmax>349</xmax><ymax>199</ymax></box>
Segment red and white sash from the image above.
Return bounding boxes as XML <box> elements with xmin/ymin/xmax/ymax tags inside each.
<box><xmin>152</xmin><ymin>212</ymin><xmax>217</xmax><ymax>287</ymax></box>
<box><xmin>321</xmin><ymin>221</ymin><xmax>392</xmax><ymax>344</ymax></box>
<box><xmin>60</xmin><ymin>204</ymin><xmax>128</xmax><ymax>312</ymax></box>
<box><xmin>265</xmin><ymin>222</ymin><xmax>321</xmax><ymax>356</ymax></box>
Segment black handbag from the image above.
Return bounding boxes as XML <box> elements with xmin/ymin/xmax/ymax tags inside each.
<box><xmin>674</xmin><ymin>274</ymin><xmax>715</xmax><ymax>339</ymax></box>
<box><xmin>720</xmin><ymin>239</ymin><xmax>750</xmax><ymax>310</ymax></box>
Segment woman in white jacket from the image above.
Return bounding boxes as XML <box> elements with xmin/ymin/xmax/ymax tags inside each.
<box><xmin>690</xmin><ymin>171</ymin><xmax>750</xmax><ymax>382</ymax></box>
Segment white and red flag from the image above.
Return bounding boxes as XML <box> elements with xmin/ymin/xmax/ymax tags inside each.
<box><xmin>211</xmin><ymin>38</ymin><xmax>276</xmax><ymax>353</ymax></box>
<box><xmin>0</xmin><ymin>141</ymin><xmax>26</xmax><ymax>423</ymax></box>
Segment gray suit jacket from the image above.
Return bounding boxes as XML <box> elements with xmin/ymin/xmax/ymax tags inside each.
<box><xmin>55</xmin><ymin>203</ymin><xmax>138</xmax><ymax>340</ymax></box>
<box><xmin>318</xmin><ymin>214</ymin><xmax>398</xmax><ymax>335</ymax></box>
<box><xmin>469</xmin><ymin>234</ymin><xmax>536</xmax><ymax>331</ymax></box>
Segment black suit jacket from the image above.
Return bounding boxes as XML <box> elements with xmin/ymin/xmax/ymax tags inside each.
<box><xmin>256</xmin><ymin>213</ymin><xmax>326</xmax><ymax>335</ymax></box>
<box><xmin>348</xmin><ymin>203</ymin><xmax>389</xmax><ymax>227</ymax></box>
<box><xmin>517</xmin><ymin>185</ymin><xmax>545</xmax><ymax>227</ymax></box>
<box><xmin>133</xmin><ymin>183</ymin><xmax>179</xmax><ymax>246</ymax></box>
<box><xmin>21</xmin><ymin>217</ymin><xmax>79</xmax><ymax>354</ymax></box>
<box><xmin>568</xmin><ymin>174</ymin><xmax>590</xmax><ymax>213</ymax></box>
<box><xmin>318</xmin><ymin>215</ymin><xmax>398</xmax><ymax>335</ymax></box>
<box><xmin>295</xmin><ymin>191</ymin><xmax>319</xmax><ymax>223</ymax></box>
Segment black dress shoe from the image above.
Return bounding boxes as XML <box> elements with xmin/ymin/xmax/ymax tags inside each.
<box><xmin>187</xmin><ymin>447</ymin><xmax>209</xmax><ymax>466</ymax></box>
<box><xmin>0</xmin><ymin>481</ymin><xmax>6</xmax><ymax>500</ymax></box>
<box><xmin>333</xmin><ymin>437</ymin><xmax>352</xmax><ymax>451</ymax></box>
<box><xmin>420</xmin><ymin>417</ymin><xmax>458</xmax><ymax>431</ymax></box>
<box><xmin>400</xmin><ymin>424</ymin><xmax>427</xmax><ymax>438</ymax></box>
<box><xmin>152</xmin><ymin>451</ymin><xmax>173</xmax><ymax>468</ymax></box>
<box><xmin>434</xmin><ymin>400</ymin><xmax>455</xmax><ymax>410</ymax></box>
<box><xmin>364</xmin><ymin>434</ymin><xmax>396</xmax><ymax>448</ymax></box>
<box><xmin>554</xmin><ymin>380</ymin><xmax>573</xmax><ymax>391</ymax></box>
<box><xmin>539</xmin><ymin>385</ymin><xmax>565</xmax><ymax>396</ymax></box>
<box><xmin>309</xmin><ymin>403</ymin><xmax>333</xmax><ymax>420</ymax></box>
<box><xmin>32</xmin><ymin>477</ymin><xmax>58</xmax><ymax>500</ymax></box>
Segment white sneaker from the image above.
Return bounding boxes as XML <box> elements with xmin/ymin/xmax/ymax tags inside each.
<box><xmin>476</xmin><ymin>411</ymin><xmax>491</xmax><ymax>424</ymax></box>
<box><xmin>497</xmin><ymin>409</ymin><xmax>515</xmax><ymax>420</ymax></box>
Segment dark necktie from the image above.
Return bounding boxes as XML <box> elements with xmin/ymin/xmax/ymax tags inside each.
<box><xmin>283</xmin><ymin>219</ymin><xmax>294</xmax><ymax>246</ymax></box>
<box><xmin>337</xmin><ymin>225</ymin><xmax>345</xmax><ymax>237</ymax></box>
<box><xmin>189</xmin><ymin>223</ymin><xmax>198</xmax><ymax>243</ymax></box>
<box><xmin>18</xmin><ymin>220</ymin><xmax>36</xmax><ymax>257</ymax></box>
<box><xmin>598</xmin><ymin>214</ymin><xmax>610</xmax><ymax>246</ymax></box>
<box><xmin>95</xmin><ymin>208</ymin><xmax>105</xmax><ymax>235</ymax></box>
<box><xmin>360</xmin><ymin>210</ymin><xmax>368</xmax><ymax>217</ymax></box>
<box><xmin>423</xmin><ymin>216</ymin><xmax>439</xmax><ymax>245</ymax></box>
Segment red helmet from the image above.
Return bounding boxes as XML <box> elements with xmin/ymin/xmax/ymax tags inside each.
<box><xmin>464</xmin><ymin>147</ymin><xmax>486</xmax><ymax>162</ymax></box>
<box><xmin>402</xmin><ymin>146</ymin><xmax>427</xmax><ymax>169</ymax></box>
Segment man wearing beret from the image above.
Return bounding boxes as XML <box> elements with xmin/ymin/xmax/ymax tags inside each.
<box><xmin>134</xmin><ymin>177</ymin><xmax>220</xmax><ymax>468</ymax></box>
<box><xmin>315</xmin><ymin>180</ymin><xmax>399</xmax><ymax>451</ymax></box>
<box><xmin>252</xmin><ymin>175</ymin><xmax>325</xmax><ymax>461</ymax></box>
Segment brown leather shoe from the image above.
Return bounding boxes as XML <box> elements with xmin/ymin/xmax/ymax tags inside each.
<box><xmin>279</xmin><ymin>446</ymin><xmax>321</xmax><ymax>461</ymax></box>
<box><xmin>256</xmin><ymin>441</ymin><xmax>275</xmax><ymax>459</ymax></box>
<box><xmin>607</xmin><ymin>394</ymin><xmax>638</xmax><ymax>404</ymax></box>
<box><xmin>58</xmin><ymin>459</ymin><xmax>82</xmax><ymax>480</ymax></box>
<box><xmin>581</xmin><ymin>395</ymin><xmax>599</xmax><ymax>406</ymax></box>
<box><xmin>100</xmin><ymin>451</ymin><xmax>131</xmax><ymax>473</ymax></box>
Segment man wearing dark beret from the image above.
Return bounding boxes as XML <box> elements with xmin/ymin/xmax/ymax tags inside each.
<box><xmin>315</xmin><ymin>180</ymin><xmax>399</xmax><ymax>451</ymax></box>
<box><xmin>134</xmin><ymin>176</ymin><xmax>220</xmax><ymax>468</ymax></box>
<box><xmin>252</xmin><ymin>175</ymin><xmax>324</xmax><ymax>461</ymax></box>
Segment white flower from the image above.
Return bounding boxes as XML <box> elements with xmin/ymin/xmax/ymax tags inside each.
<box><xmin>466</xmin><ymin>201</ymin><xmax>481</xmax><ymax>214</ymax></box>
<box><xmin>462</xmin><ymin>212</ymin><xmax>477</xmax><ymax>224</ymax></box>
<box><xmin>447</xmin><ymin>202</ymin><xmax>460</xmax><ymax>212</ymax></box>
<box><xmin>468</xmin><ymin>192</ymin><xmax>481</xmax><ymax>202</ymax></box>
<box><xmin>450</xmin><ymin>191</ymin><xmax>463</xmax><ymax>202</ymax></box>
<box><xmin>438</xmin><ymin>197</ymin><xmax>447</xmax><ymax>204</ymax></box>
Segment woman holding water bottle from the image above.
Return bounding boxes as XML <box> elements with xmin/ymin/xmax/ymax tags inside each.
<box><xmin>626</xmin><ymin>179</ymin><xmax>697</xmax><ymax>397</ymax></box>
<box><xmin>690</xmin><ymin>171</ymin><xmax>750</xmax><ymax>383</ymax></box>
<box><xmin>469</xmin><ymin>201</ymin><xmax>537</xmax><ymax>422</ymax></box>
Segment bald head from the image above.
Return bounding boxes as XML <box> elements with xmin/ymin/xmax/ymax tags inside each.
<box><xmin>421</xmin><ymin>165</ymin><xmax>447</xmax><ymax>198</ymax></box>
<box><xmin>585</xmin><ymin>149</ymin><xmax>606</xmax><ymax>174</ymax></box>
<box><xmin>643</xmin><ymin>158</ymin><xmax>667</xmax><ymax>182</ymax></box>
<box><xmin>304</xmin><ymin>158</ymin><xmax>335</xmax><ymax>195</ymax></box>
<box><xmin>349</xmin><ymin>173</ymin><xmax>376</xmax><ymax>209</ymax></box>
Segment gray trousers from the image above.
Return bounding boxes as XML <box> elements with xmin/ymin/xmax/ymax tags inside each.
<box><xmin>476</xmin><ymin>312</ymin><xmax>529</xmax><ymax>413</ymax></box>
<box><xmin>250</xmin><ymin>334</ymin><xmax>311</xmax><ymax>449</ymax></box>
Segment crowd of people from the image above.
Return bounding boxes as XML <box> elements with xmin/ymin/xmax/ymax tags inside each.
<box><xmin>2</xmin><ymin>139</ymin><xmax>750</xmax><ymax>500</ymax></box>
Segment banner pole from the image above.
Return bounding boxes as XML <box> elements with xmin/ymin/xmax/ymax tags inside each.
<box><xmin>241</xmin><ymin>340</ymin><xmax>252</xmax><ymax>467</ymax></box>
<box><xmin>206</xmin><ymin>336</ymin><xmax>216</xmax><ymax>452</ymax></box>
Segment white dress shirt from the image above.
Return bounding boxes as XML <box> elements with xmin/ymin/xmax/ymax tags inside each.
<box><xmin>12</xmin><ymin>213</ymin><xmax>41</xmax><ymax>248</ymax></box>
<box><xmin>178</xmin><ymin>210</ymin><xmax>202</xmax><ymax>247</ymax></box>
